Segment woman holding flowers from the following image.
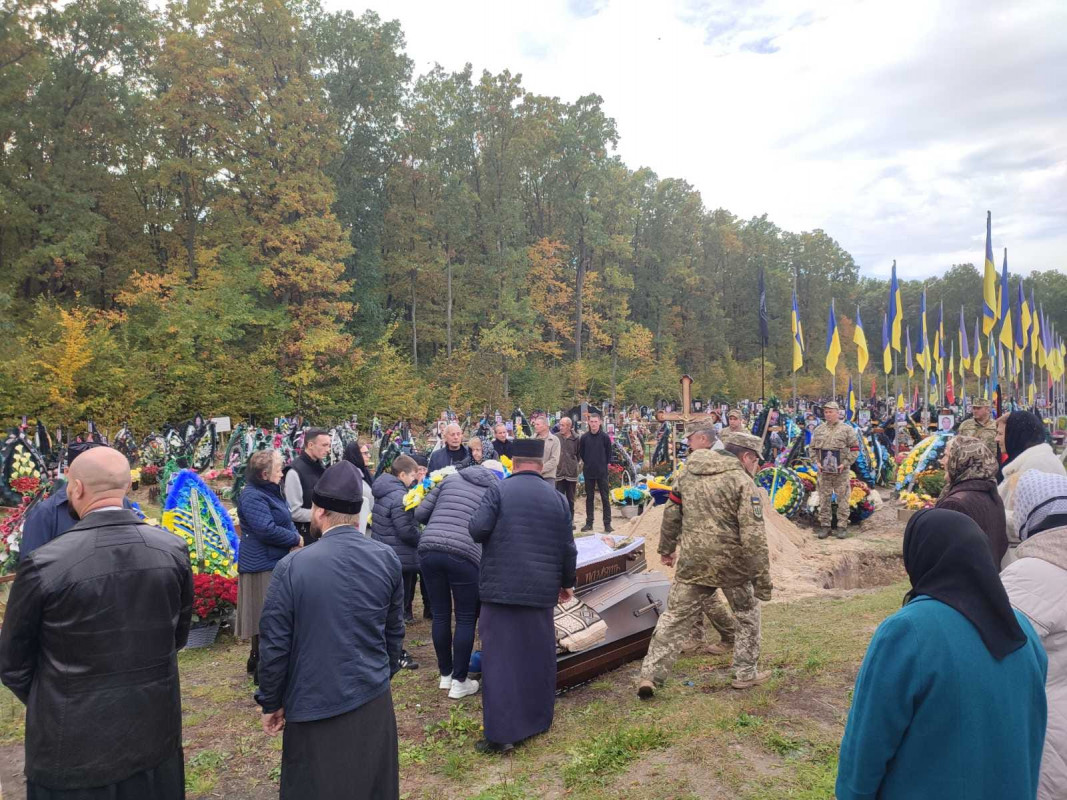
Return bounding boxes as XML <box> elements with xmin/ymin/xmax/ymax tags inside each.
<box><xmin>236</xmin><ymin>450</ymin><xmax>301</xmax><ymax>682</ymax></box>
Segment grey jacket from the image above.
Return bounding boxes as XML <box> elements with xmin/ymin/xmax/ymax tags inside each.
<box><xmin>415</xmin><ymin>467</ymin><xmax>498</xmax><ymax>566</ymax></box>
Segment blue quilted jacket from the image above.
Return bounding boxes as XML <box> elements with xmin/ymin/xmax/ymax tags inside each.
<box><xmin>370</xmin><ymin>473</ymin><xmax>420</xmax><ymax>572</ymax></box>
<box><xmin>236</xmin><ymin>481</ymin><xmax>301</xmax><ymax>574</ymax></box>
<box><xmin>415</xmin><ymin>466</ymin><xmax>497</xmax><ymax>566</ymax></box>
<box><xmin>469</xmin><ymin>472</ymin><xmax>577</xmax><ymax>607</ymax></box>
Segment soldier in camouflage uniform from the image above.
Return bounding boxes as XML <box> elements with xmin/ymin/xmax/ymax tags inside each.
<box><xmin>810</xmin><ymin>400</ymin><xmax>860</xmax><ymax>540</ymax></box>
<box><xmin>638</xmin><ymin>427</ymin><xmax>773</xmax><ymax>697</ymax></box>
<box><xmin>958</xmin><ymin>397</ymin><xmax>997</xmax><ymax>457</ymax></box>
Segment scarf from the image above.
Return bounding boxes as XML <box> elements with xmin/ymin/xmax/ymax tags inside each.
<box><xmin>940</xmin><ymin>435</ymin><xmax>998</xmax><ymax>500</ymax></box>
<box><xmin>1012</xmin><ymin>469</ymin><xmax>1067</xmax><ymax>542</ymax></box>
<box><xmin>903</xmin><ymin>508</ymin><xmax>1027</xmax><ymax>660</ymax></box>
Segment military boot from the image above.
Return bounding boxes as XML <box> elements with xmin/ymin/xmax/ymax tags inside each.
<box><xmin>816</xmin><ymin>527</ymin><xmax>830</xmax><ymax>540</ymax></box>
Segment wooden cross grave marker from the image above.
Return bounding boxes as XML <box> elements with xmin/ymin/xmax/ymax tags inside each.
<box><xmin>655</xmin><ymin>374</ymin><xmax>696</xmax><ymax>469</ymax></box>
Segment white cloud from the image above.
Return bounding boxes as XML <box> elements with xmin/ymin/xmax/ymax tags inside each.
<box><xmin>331</xmin><ymin>0</ymin><xmax>1067</xmax><ymax>279</ymax></box>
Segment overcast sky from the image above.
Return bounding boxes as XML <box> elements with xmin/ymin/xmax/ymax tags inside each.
<box><xmin>333</xmin><ymin>0</ymin><xmax>1067</xmax><ymax>280</ymax></box>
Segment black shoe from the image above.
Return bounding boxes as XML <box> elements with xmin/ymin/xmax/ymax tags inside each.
<box><xmin>475</xmin><ymin>739</ymin><xmax>514</xmax><ymax>755</ymax></box>
<box><xmin>252</xmin><ymin>664</ymin><xmax>259</xmax><ymax>686</ymax></box>
<box><xmin>580</xmin><ymin>524</ymin><xmax>594</xmax><ymax>532</ymax></box>
<box><xmin>399</xmin><ymin>650</ymin><xmax>420</xmax><ymax>670</ymax></box>
<box><xmin>604</xmin><ymin>525</ymin><xmax>614</xmax><ymax>533</ymax></box>
<box><xmin>423</xmin><ymin>610</ymin><xmax>433</xmax><ymax>620</ymax></box>
<box><xmin>404</xmin><ymin>614</ymin><xmax>415</xmax><ymax>624</ymax></box>
<box><xmin>246</xmin><ymin>654</ymin><xmax>258</xmax><ymax>675</ymax></box>
<box><xmin>816</xmin><ymin>527</ymin><xmax>830</xmax><ymax>540</ymax></box>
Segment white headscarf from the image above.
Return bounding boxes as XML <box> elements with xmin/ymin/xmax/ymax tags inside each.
<box><xmin>1012</xmin><ymin>469</ymin><xmax>1067</xmax><ymax>541</ymax></box>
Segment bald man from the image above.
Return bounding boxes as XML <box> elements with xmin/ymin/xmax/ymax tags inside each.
<box><xmin>0</xmin><ymin>447</ymin><xmax>192</xmax><ymax>799</ymax></box>
<box><xmin>428</xmin><ymin>422</ymin><xmax>470</xmax><ymax>472</ymax></box>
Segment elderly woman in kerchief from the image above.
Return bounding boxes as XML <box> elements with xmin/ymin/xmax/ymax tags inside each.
<box><xmin>936</xmin><ymin>435</ymin><xmax>1008</xmax><ymax>564</ymax></box>
<box><xmin>836</xmin><ymin>509</ymin><xmax>1047</xmax><ymax>800</ymax></box>
<box><xmin>1000</xmin><ymin>469</ymin><xmax>1067</xmax><ymax>800</ymax></box>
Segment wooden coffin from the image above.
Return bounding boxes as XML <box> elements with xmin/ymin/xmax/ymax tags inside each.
<box><xmin>573</xmin><ymin>535</ymin><xmax>647</xmax><ymax>593</ymax></box>
<box><xmin>557</xmin><ymin>571</ymin><xmax>671</xmax><ymax>690</ymax></box>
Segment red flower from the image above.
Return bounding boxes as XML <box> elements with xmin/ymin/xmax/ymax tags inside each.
<box><xmin>191</xmin><ymin>573</ymin><xmax>238</xmax><ymax>622</ymax></box>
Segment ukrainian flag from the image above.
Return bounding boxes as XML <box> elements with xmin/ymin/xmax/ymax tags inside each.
<box><xmin>1031</xmin><ymin>289</ymin><xmax>1041</xmax><ymax>364</ymax></box>
<box><xmin>854</xmin><ymin>306</ymin><xmax>869</xmax><ymax>373</ymax></box>
<box><xmin>999</xmin><ymin>250</ymin><xmax>1013</xmax><ymax>351</ymax></box>
<box><xmin>826</xmin><ymin>299</ymin><xmax>841</xmax><ymax>374</ymax></box>
<box><xmin>934</xmin><ymin>302</ymin><xmax>945</xmax><ymax>372</ymax></box>
<box><xmin>983</xmin><ymin>211</ymin><xmax>997</xmax><ymax>335</ymax></box>
<box><xmin>882</xmin><ymin>312</ymin><xmax>892</xmax><ymax>375</ymax></box>
<box><xmin>845</xmin><ymin>375</ymin><xmax>856</xmax><ymax>421</ymax></box>
<box><xmin>888</xmin><ymin>260</ymin><xmax>903</xmax><ymax>351</ymax></box>
<box><xmin>972</xmin><ymin>317</ymin><xmax>982</xmax><ymax>378</ymax></box>
<box><xmin>1016</xmin><ymin>281</ymin><xmax>1029</xmax><ymax>360</ymax></box>
<box><xmin>791</xmin><ymin>290</ymin><xmax>803</xmax><ymax>373</ymax></box>
<box><xmin>905</xmin><ymin>327</ymin><xmax>914</xmax><ymax>377</ymax></box>
<box><xmin>916</xmin><ymin>289</ymin><xmax>929</xmax><ymax>372</ymax></box>
<box><xmin>958</xmin><ymin>306</ymin><xmax>970</xmax><ymax>371</ymax></box>
<box><xmin>1035</xmin><ymin>302</ymin><xmax>1045</xmax><ymax>368</ymax></box>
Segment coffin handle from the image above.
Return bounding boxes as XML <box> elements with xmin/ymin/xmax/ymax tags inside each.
<box><xmin>632</xmin><ymin>592</ymin><xmax>663</xmax><ymax>618</ymax></box>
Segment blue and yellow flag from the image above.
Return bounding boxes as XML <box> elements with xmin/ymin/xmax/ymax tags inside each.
<box><xmin>983</xmin><ymin>211</ymin><xmax>997</xmax><ymax>335</ymax></box>
<box><xmin>896</xmin><ymin>391</ymin><xmax>906</xmax><ymax>411</ymax></box>
<box><xmin>854</xmin><ymin>306</ymin><xmax>869</xmax><ymax>373</ymax></box>
<box><xmin>934</xmin><ymin>301</ymin><xmax>945</xmax><ymax>371</ymax></box>
<box><xmin>999</xmin><ymin>249</ymin><xmax>1013</xmax><ymax>351</ymax></box>
<box><xmin>791</xmin><ymin>289</ymin><xmax>803</xmax><ymax>373</ymax></box>
<box><xmin>959</xmin><ymin>306</ymin><xmax>970</xmax><ymax>370</ymax></box>
<box><xmin>1031</xmin><ymin>288</ymin><xmax>1041</xmax><ymax>364</ymax></box>
<box><xmin>888</xmin><ymin>260</ymin><xmax>903</xmax><ymax>351</ymax></box>
<box><xmin>905</xmin><ymin>327</ymin><xmax>914</xmax><ymax>377</ymax></box>
<box><xmin>1016</xmin><ymin>281</ymin><xmax>1029</xmax><ymax>360</ymax></box>
<box><xmin>845</xmin><ymin>375</ymin><xmax>856</xmax><ymax>421</ymax></box>
<box><xmin>826</xmin><ymin>299</ymin><xmax>841</xmax><ymax>374</ymax></box>
<box><xmin>972</xmin><ymin>317</ymin><xmax>982</xmax><ymax>378</ymax></box>
<box><xmin>882</xmin><ymin>312</ymin><xmax>892</xmax><ymax>375</ymax></box>
<box><xmin>916</xmin><ymin>289</ymin><xmax>929</xmax><ymax>372</ymax></box>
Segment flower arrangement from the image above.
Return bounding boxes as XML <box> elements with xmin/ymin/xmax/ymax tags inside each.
<box><xmin>610</xmin><ymin>486</ymin><xmax>651</xmax><ymax>506</ymax></box>
<box><xmin>914</xmin><ymin>469</ymin><xmax>946</xmax><ymax>498</ymax></box>
<box><xmin>894</xmin><ymin>434</ymin><xmax>952</xmax><ymax>491</ymax></box>
<box><xmin>898</xmin><ymin>491</ymin><xmax>936</xmax><ymax>510</ymax></box>
<box><xmin>848</xmin><ymin>478</ymin><xmax>876</xmax><ymax>523</ymax></box>
<box><xmin>162</xmin><ymin>470</ymin><xmax>239</xmax><ymax>578</ymax></box>
<box><xmin>403</xmin><ymin>466</ymin><xmax>458</xmax><ymax>511</ymax></box>
<box><xmin>792</xmin><ymin>462</ymin><xmax>818</xmax><ymax>493</ymax></box>
<box><xmin>191</xmin><ymin>573</ymin><xmax>238</xmax><ymax>623</ymax></box>
<box><xmin>141</xmin><ymin>464</ymin><xmax>161</xmax><ymax>486</ymax></box>
<box><xmin>756</xmin><ymin>467</ymin><xmax>805</xmax><ymax>518</ymax></box>
<box><xmin>9</xmin><ymin>444</ymin><xmax>42</xmax><ymax>496</ymax></box>
<box><xmin>499</xmin><ymin>455</ymin><xmax>513</xmax><ymax>473</ymax></box>
<box><xmin>0</xmin><ymin>496</ymin><xmax>34</xmax><ymax>574</ymax></box>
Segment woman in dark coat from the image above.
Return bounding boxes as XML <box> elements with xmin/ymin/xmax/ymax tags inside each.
<box><xmin>236</xmin><ymin>449</ymin><xmax>301</xmax><ymax>680</ymax></box>
<box><xmin>936</xmin><ymin>436</ymin><xmax>1008</xmax><ymax>564</ymax></box>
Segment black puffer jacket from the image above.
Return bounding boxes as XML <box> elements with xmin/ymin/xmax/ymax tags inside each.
<box><xmin>415</xmin><ymin>467</ymin><xmax>497</xmax><ymax>566</ymax></box>
<box><xmin>469</xmin><ymin>472</ymin><xmax>577</xmax><ymax>608</ymax></box>
<box><xmin>370</xmin><ymin>473</ymin><xmax>420</xmax><ymax>571</ymax></box>
<box><xmin>0</xmin><ymin>509</ymin><xmax>192</xmax><ymax>790</ymax></box>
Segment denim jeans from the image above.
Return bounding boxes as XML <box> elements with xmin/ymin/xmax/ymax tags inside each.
<box><xmin>419</xmin><ymin>550</ymin><xmax>480</xmax><ymax>681</ymax></box>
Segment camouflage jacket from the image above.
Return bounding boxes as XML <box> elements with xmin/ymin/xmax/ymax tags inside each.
<box><xmin>660</xmin><ymin>449</ymin><xmax>771</xmax><ymax>594</ymax></box>
<box><xmin>810</xmin><ymin>421</ymin><xmax>860</xmax><ymax>471</ymax></box>
<box><xmin>958</xmin><ymin>416</ymin><xmax>997</xmax><ymax>456</ymax></box>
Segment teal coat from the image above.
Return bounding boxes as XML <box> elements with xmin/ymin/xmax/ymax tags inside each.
<box><xmin>837</xmin><ymin>595</ymin><xmax>1047</xmax><ymax>800</ymax></box>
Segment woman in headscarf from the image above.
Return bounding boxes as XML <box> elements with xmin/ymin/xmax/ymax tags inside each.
<box><xmin>936</xmin><ymin>436</ymin><xmax>1007</xmax><ymax>564</ymax></box>
<box><xmin>999</xmin><ymin>411</ymin><xmax>1065</xmax><ymax>564</ymax></box>
<box><xmin>343</xmin><ymin>440</ymin><xmax>375</xmax><ymax>534</ymax></box>
<box><xmin>1000</xmin><ymin>470</ymin><xmax>1067</xmax><ymax>800</ymax></box>
<box><xmin>836</xmin><ymin>509</ymin><xmax>1047</xmax><ymax>800</ymax></box>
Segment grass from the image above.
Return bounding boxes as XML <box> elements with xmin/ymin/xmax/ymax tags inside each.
<box><xmin>0</xmin><ymin>580</ymin><xmax>908</xmax><ymax>799</ymax></box>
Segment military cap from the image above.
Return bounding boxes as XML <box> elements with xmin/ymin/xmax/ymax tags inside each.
<box><xmin>721</xmin><ymin>431</ymin><xmax>764</xmax><ymax>454</ymax></box>
<box><xmin>512</xmin><ymin>438</ymin><xmax>545</xmax><ymax>459</ymax></box>
<box><xmin>822</xmin><ymin>401</ymin><xmax>841</xmax><ymax>411</ymax></box>
<box><xmin>726</xmin><ymin>408</ymin><xmax>743</xmax><ymax>419</ymax></box>
<box><xmin>312</xmin><ymin>460</ymin><xmax>364</xmax><ymax>515</ymax></box>
<box><xmin>971</xmin><ymin>397</ymin><xmax>991</xmax><ymax>408</ymax></box>
<box><xmin>683</xmin><ymin>419</ymin><xmax>718</xmax><ymax>439</ymax></box>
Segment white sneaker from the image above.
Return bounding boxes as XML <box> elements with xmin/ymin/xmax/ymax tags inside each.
<box><xmin>439</xmin><ymin>674</ymin><xmax>453</xmax><ymax>690</ymax></box>
<box><xmin>448</xmin><ymin>678</ymin><xmax>480</xmax><ymax>699</ymax></box>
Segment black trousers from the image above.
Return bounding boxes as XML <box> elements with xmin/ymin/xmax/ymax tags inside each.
<box><xmin>403</xmin><ymin>570</ymin><xmax>432</xmax><ymax>618</ymax></box>
<box><xmin>556</xmin><ymin>479</ymin><xmax>576</xmax><ymax>516</ymax></box>
<box><xmin>584</xmin><ymin>477</ymin><xmax>612</xmax><ymax>528</ymax></box>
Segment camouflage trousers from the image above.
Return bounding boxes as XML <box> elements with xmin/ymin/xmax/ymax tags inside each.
<box><xmin>817</xmin><ymin>470</ymin><xmax>852</xmax><ymax>529</ymax></box>
<box><xmin>640</xmin><ymin>580</ymin><xmax>762</xmax><ymax>684</ymax></box>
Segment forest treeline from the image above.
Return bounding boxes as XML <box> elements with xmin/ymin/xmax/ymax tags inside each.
<box><xmin>2</xmin><ymin>0</ymin><xmax>1065</xmax><ymax>431</ymax></box>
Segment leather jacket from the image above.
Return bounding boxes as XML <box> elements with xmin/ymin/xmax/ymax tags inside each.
<box><xmin>0</xmin><ymin>509</ymin><xmax>193</xmax><ymax>790</ymax></box>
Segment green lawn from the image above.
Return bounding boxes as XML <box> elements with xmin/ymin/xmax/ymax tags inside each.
<box><xmin>0</xmin><ymin>582</ymin><xmax>905</xmax><ymax>799</ymax></box>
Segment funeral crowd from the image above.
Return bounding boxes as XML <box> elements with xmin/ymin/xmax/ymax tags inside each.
<box><xmin>0</xmin><ymin>397</ymin><xmax>1064</xmax><ymax>800</ymax></box>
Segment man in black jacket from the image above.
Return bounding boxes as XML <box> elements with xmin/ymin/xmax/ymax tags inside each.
<box><xmin>0</xmin><ymin>447</ymin><xmax>192</xmax><ymax>799</ymax></box>
<box><xmin>284</xmin><ymin>427</ymin><xmax>330</xmax><ymax>545</ymax></box>
<box><xmin>258</xmin><ymin>460</ymin><xmax>405</xmax><ymax>799</ymax></box>
<box><xmin>469</xmin><ymin>439</ymin><xmax>577</xmax><ymax>754</ymax></box>
<box><xmin>578</xmin><ymin>412</ymin><xmax>614</xmax><ymax>532</ymax></box>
